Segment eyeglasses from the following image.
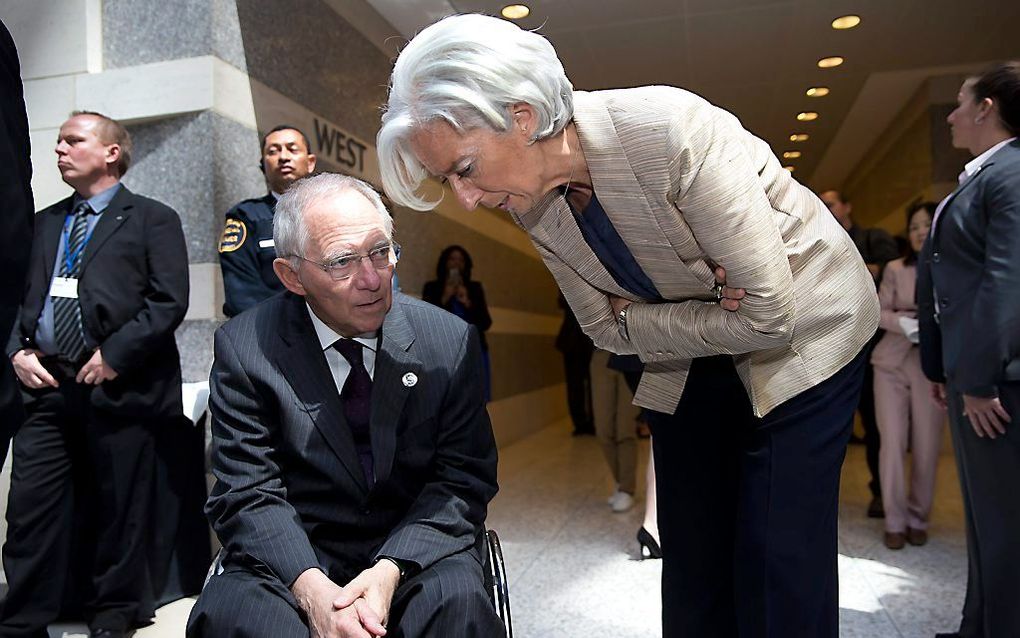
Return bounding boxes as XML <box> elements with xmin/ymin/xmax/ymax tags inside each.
<box><xmin>295</xmin><ymin>242</ymin><xmax>400</xmax><ymax>281</ymax></box>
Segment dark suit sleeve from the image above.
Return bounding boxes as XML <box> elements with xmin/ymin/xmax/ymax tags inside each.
<box><xmin>466</xmin><ymin>282</ymin><xmax>492</xmax><ymax>333</ymax></box>
<box><xmin>100</xmin><ymin>203</ymin><xmax>190</xmax><ymax>374</ymax></box>
<box><xmin>0</xmin><ymin>20</ymin><xmax>33</xmax><ymax>341</ymax></box>
<box><xmin>376</xmin><ymin>325</ymin><xmax>498</xmax><ymax>571</ymax></box>
<box><xmin>953</xmin><ymin>175</ymin><xmax>1020</xmax><ymax>395</ymax></box>
<box><xmin>205</xmin><ymin>326</ymin><xmax>320</xmax><ymax>586</ymax></box>
<box><xmin>916</xmin><ymin>238</ymin><xmax>944</xmax><ymax>382</ymax></box>
<box><xmin>421</xmin><ymin>280</ymin><xmax>440</xmax><ymax>306</ymax></box>
<box><xmin>865</xmin><ymin>228</ymin><xmax>900</xmax><ymax>267</ymax></box>
<box><xmin>219</xmin><ymin>208</ymin><xmax>273</xmax><ymax>317</ymax></box>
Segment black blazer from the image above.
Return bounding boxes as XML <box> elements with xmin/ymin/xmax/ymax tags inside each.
<box><xmin>6</xmin><ymin>186</ymin><xmax>190</xmax><ymax>418</ymax></box>
<box><xmin>421</xmin><ymin>279</ymin><xmax>492</xmax><ymax>351</ymax></box>
<box><xmin>205</xmin><ymin>292</ymin><xmax>498</xmax><ymax>587</ymax></box>
<box><xmin>918</xmin><ymin>139</ymin><xmax>1020</xmax><ymax>395</ymax></box>
<box><xmin>1</xmin><ymin>19</ymin><xmax>33</xmax><ymax>342</ymax></box>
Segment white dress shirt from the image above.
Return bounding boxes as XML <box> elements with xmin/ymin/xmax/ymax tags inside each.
<box><xmin>306</xmin><ymin>302</ymin><xmax>378</xmax><ymax>393</ymax></box>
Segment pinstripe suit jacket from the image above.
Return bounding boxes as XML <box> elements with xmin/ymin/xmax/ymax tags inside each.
<box><xmin>511</xmin><ymin>87</ymin><xmax>879</xmax><ymax>417</ymax></box>
<box><xmin>205</xmin><ymin>291</ymin><xmax>498</xmax><ymax>587</ymax></box>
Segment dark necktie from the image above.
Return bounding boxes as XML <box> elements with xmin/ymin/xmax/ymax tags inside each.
<box><xmin>333</xmin><ymin>339</ymin><xmax>374</xmax><ymax>484</ymax></box>
<box><xmin>53</xmin><ymin>201</ymin><xmax>93</xmax><ymax>360</ymax></box>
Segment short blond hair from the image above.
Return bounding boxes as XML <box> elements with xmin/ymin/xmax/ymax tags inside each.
<box><xmin>72</xmin><ymin>110</ymin><xmax>133</xmax><ymax>177</ymax></box>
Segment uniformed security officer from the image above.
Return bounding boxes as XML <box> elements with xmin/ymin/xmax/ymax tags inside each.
<box><xmin>219</xmin><ymin>125</ymin><xmax>316</xmax><ymax>316</ymax></box>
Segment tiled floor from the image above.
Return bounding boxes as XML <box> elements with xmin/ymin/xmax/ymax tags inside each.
<box><xmin>44</xmin><ymin>418</ymin><xmax>968</xmax><ymax>637</ymax></box>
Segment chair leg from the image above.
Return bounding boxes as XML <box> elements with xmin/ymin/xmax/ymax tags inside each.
<box><xmin>486</xmin><ymin>529</ymin><xmax>512</xmax><ymax>637</ymax></box>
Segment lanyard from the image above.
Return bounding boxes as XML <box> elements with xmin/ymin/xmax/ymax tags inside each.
<box><xmin>62</xmin><ymin>211</ymin><xmax>98</xmax><ymax>274</ymax></box>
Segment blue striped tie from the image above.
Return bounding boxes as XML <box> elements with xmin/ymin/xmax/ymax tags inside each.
<box><xmin>53</xmin><ymin>202</ymin><xmax>92</xmax><ymax>360</ymax></box>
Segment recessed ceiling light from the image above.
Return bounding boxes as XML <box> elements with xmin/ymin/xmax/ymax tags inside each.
<box><xmin>818</xmin><ymin>56</ymin><xmax>844</xmax><ymax>69</ymax></box>
<box><xmin>784</xmin><ymin>166</ymin><xmax>796</xmax><ymax>172</ymax></box>
<box><xmin>806</xmin><ymin>86</ymin><xmax>830</xmax><ymax>97</ymax></box>
<box><xmin>501</xmin><ymin>4</ymin><xmax>530</xmax><ymax>19</ymax></box>
<box><xmin>790</xmin><ymin>133</ymin><xmax>810</xmax><ymax>142</ymax></box>
<box><xmin>831</xmin><ymin>15</ymin><xmax>861</xmax><ymax>30</ymax></box>
<box><xmin>797</xmin><ymin>111</ymin><xmax>819</xmax><ymax>122</ymax></box>
<box><xmin>783</xmin><ymin>151</ymin><xmax>802</xmax><ymax>159</ymax></box>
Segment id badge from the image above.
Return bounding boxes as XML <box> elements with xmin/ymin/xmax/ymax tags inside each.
<box><xmin>50</xmin><ymin>277</ymin><xmax>79</xmax><ymax>299</ymax></box>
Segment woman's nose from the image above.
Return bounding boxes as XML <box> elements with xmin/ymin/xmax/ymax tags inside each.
<box><xmin>451</xmin><ymin>178</ymin><xmax>483</xmax><ymax>211</ymax></box>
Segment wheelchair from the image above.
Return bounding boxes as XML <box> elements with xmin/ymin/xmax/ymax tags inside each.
<box><xmin>203</xmin><ymin>528</ymin><xmax>512</xmax><ymax>636</ymax></box>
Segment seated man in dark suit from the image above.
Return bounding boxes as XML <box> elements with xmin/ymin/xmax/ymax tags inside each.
<box><xmin>187</xmin><ymin>173</ymin><xmax>502</xmax><ymax>637</ymax></box>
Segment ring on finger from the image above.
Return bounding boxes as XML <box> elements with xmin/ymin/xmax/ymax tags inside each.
<box><xmin>713</xmin><ymin>282</ymin><xmax>724</xmax><ymax>301</ymax></box>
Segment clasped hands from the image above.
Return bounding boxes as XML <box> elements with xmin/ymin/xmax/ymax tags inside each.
<box><xmin>610</xmin><ymin>266</ymin><xmax>746</xmax><ymax>316</ymax></box>
<box><xmin>293</xmin><ymin>560</ymin><xmax>401</xmax><ymax>638</ymax></box>
<box><xmin>11</xmin><ymin>348</ymin><xmax>118</xmax><ymax>389</ymax></box>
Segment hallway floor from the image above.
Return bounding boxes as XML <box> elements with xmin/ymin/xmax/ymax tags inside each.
<box><xmin>52</xmin><ymin>418</ymin><xmax>968</xmax><ymax>637</ymax></box>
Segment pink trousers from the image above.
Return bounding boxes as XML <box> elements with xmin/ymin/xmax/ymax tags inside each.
<box><xmin>873</xmin><ymin>348</ymin><xmax>946</xmax><ymax>533</ymax></box>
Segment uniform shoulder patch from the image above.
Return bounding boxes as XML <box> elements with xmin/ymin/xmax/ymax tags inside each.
<box><xmin>218</xmin><ymin>218</ymin><xmax>247</xmax><ymax>253</ymax></box>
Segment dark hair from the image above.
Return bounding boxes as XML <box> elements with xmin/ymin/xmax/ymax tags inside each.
<box><xmin>972</xmin><ymin>61</ymin><xmax>1020</xmax><ymax>136</ymax></box>
<box><xmin>904</xmin><ymin>201</ymin><xmax>936</xmax><ymax>265</ymax></box>
<box><xmin>824</xmin><ymin>190</ymin><xmax>848</xmax><ymax>204</ymax></box>
<box><xmin>435</xmin><ymin>244</ymin><xmax>473</xmax><ymax>282</ymax></box>
<box><xmin>71</xmin><ymin>110</ymin><xmax>132</xmax><ymax>177</ymax></box>
<box><xmin>260</xmin><ymin>124</ymin><xmax>312</xmax><ymax>155</ymax></box>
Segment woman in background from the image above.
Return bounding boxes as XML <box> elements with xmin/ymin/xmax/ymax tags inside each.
<box><xmin>422</xmin><ymin>245</ymin><xmax>493</xmax><ymax>400</ymax></box>
<box><xmin>872</xmin><ymin>202</ymin><xmax>944</xmax><ymax>550</ymax></box>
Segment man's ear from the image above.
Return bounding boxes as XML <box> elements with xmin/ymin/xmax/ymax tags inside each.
<box><xmin>105</xmin><ymin>144</ymin><xmax>121</xmax><ymax>171</ymax></box>
<box><xmin>273</xmin><ymin>258</ymin><xmax>306</xmax><ymax>296</ymax></box>
<box><xmin>306</xmin><ymin>153</ymin><xmax>317</xmax><ymax>174</ymax></box>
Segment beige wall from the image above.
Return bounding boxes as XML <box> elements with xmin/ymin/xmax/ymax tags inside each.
<box><xmin>842</xmin><ymin>76</ymin><xmax>974</xmax><ymax>236</ymax></box>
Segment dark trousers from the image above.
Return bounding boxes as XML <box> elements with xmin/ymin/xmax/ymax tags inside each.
<box><xmin>857</xmin><ymin>334</ymin><xmax>882</xmax><ymax>498</ymax></box>
<box><xmin>563</xmin><ymin>350</ymin><xmax>593</xmax><ymax>434</ymax></box>
<box><xmin>0</xmin><ymin>362</ymin><xmax>157</xmax><ymax>635</ymax></box>
<box><xmin>647</xmin><ymin>350</ymin><xmax>865</xmax><ymax>638</ymax></box>
<box><xmin>946</xmin><ymin>381</ymin><xmax>1020</xmax><ymax>638</ymax></box>
<box><xmin>186</xmin><ymin>551</ymin><xmax>504</xmax><ymax>637</ymax></box>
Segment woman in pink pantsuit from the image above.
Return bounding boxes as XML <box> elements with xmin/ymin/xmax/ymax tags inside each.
<box><xmin>872</xmin><ymin>202</ymin><xmax>946</xmax><ymax>550</ymax></box>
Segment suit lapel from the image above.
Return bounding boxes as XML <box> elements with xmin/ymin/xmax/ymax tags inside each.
<box><xmin>276</xmin><ymin>295</ymin><xmax>369</xmax><ymax>493</ymax></box>
<box><xmin>526</xmin><ymin>193</ymin><xmax>629</xmax><ymax>298</ymax></box>
<box><xmin>81</xmin><ymin>186</ymin><xmax>133</xmax><ymax>271</ymax></box>
<box><xmin>370</xmin><ymin>298</ymin><xmax>421</xmax><ymax>486</ymax></box>
<box><xmin>932</xmin><ymin>164</ymin><xmax>989</xmax><ymax>247</ymax></box>
<box><xmin>547</xmin><ymin>91</ymin><xmax>712</xmax><ymax>299</ymax></box>
<box><xmin>38</xmin><ymin>200</ymin><xmax>72</xmax><ymax>283</ymax></box>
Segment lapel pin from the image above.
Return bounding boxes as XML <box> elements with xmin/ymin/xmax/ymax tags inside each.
<box><xmin>402</xmin><ymin>372</ymin><xmax>418</xmax><ymax>387</ymax></box>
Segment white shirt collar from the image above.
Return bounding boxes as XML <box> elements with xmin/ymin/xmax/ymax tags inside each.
<box><xmin>305</xmin><ymin>302</ymin><xmax>378</xmax><ymax>353</ymax></box>
<box><xmin>271</xmin><ymin>191</ymin><xmax>282</xmax><ymax>201</ymax></box>
<box><xmin>964</xmin><ymin>137</ymin><xmax>1017</xmax><ymax>179</ymax></box>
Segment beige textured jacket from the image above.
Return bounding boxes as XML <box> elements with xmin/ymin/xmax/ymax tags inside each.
<box><xmin>510</xmin><ymin>87</ymin><xmax>879</xmax><ymax>417</ymax></box>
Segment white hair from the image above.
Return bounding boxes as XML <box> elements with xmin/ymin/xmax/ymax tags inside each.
<box><xmin>274</xmin><ymin>173</ymin><xmax>394</xmax><ymax>264</ymax></box>
<box><xmin>378</xmin><ymin>13</ymin><xmax>574</xmax><ymax>211</ymax></box>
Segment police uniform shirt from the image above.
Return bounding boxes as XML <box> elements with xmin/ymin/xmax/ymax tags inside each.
<box><xmin>34</xmin><ymin>182</ymin><xmax>121</xmax><ymax>355</ymax></box>
<box><xmin>218</xmin><ymin>192</ymin><xmax>286</xmax><ymax>317</ymax></box>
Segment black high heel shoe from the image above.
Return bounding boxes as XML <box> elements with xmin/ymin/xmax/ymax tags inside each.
<box><xmin>637</xmin><ymin>527</ymin><xmax>662</xmax><ymax>559</ymax></box>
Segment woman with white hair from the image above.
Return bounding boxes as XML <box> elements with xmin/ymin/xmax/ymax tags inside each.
<box><xmin>379</xmin><ymin>14</ymin><xmax>879</xmax><ymax>638</ymax></box>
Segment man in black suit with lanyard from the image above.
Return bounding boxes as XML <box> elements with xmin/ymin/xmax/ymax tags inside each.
<box><xmin>187</xmin><ymin>173</ymin><xmax>501</xmax><ymax>638</ymax></box>
<box><xmin>2</xmin><ymin>111</ymin><xmax>189</xmax><ymax>638</ymax></box>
